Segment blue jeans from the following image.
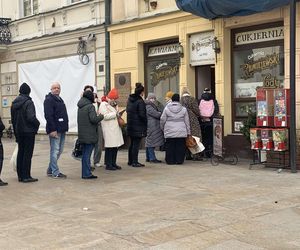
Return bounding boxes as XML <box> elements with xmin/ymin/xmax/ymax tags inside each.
<box><xmin>146</xmin><ymin>147</ymin><xmax>156</xmax><ymax>161</ymax></box>
<box><xmin>47</xmin><ymin>133</ymin><xmax>65</xmax><ymax>176</ymax></box>
<box><xmin>82</xmin><ymin>143</ymin><xmax>95</xmax><ymax>178</ymax></box>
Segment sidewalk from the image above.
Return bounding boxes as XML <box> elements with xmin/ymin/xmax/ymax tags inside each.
<box><xmin>0</xmin><ymin>138</ymin><xmax>300</xmax><ymax>249</ymax></box>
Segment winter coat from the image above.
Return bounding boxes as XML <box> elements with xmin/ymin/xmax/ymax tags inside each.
<box><xmin>0</xmin><ymin>117</ymin><xmax>4</xmax><ymax>138</ymax></box>
<box><xmin>77</xmin><ymin>97</ymin><xmax>103</xmax><ymax>144</ymax></box>
<box><xmin>181</xmin><ymin>94</ymin><xmax>202</xmax><ymax>139</ymax></box>
<box><xmin>199</xmin><ymin>92</ymin><xmax>219</xmax><ymax>117</ymax></box>
<box><xmin>44</xmin><ymin>93</ymin><xmax>69</xmax><ymax>134</ymax></box>
<box><xmin>11</xmin><ymin>94</ymin><xmax>40</xmax><ymax>139</ymax></box>
<box><xmin>160</xmin><ymin>102</ymin><xmax>190</xmax><ymax>138</ymax></box>
<box><xmin>145</xmin><ymin>100</ymin><xmax>164</xmax><ymax>147</ymax></box>
<box><xmin>126</xmin><ymin>94</ymin><xmax>147</xmax><ymax>138</ymax></box>
<box><xmin>99</xmin><ymin>101</ymin><xmax>124</xmax><ymax>148</ymax></box>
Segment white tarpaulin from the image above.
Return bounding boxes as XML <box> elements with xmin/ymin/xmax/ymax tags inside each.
<box><xmin>18</xmin><ymin>54</ymin><xmax>95</xmax><ymax>133</ymax></box>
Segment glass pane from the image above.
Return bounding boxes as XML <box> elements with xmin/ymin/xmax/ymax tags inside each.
<box><xmin>145</xmin><ymin>59</ymin><xmax>179</xmax><ymax>105</ymax></box>
<box><xmin>233</xmin><ymin>45</ymin><xmax>284</xmax><ymax>98</ymax></box>
<box><xmin>33</xmin><ymin>0</ymin><xmax>38</xmax><ymax>14</ymax></box>
<box><xmin>235</xmin><ymin>102</ymin><xmax>256</xmax><ymax>117</ymax></box>
<box><xmin>23</xmin><ymin>0</ymin><xmax>31</xmax><ymax>16</ymax></box>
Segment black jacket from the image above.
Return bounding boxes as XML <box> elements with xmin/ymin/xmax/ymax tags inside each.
<box><xmin>0</xmin><ymin>117</ymin><xmax>5</xmax><ymax>138</ymax></box>
<box><xmin>126</xmin><ymin>94</ymin><xmax>147</xmax><ymax>137</ymax></box>
<box><xmin>44</xmin><ymin>93</ymin><xmax>69</xmax><ymax>134</ymax></box>
<box><xmin>11</xmin><ymin>94</ymin><xmax>40</xmax><ymax>139</ymax></box>
<box><xmin>77</xmin><ymin>97</ymin><xmax>103</xmax><ymax>144</ymax></box>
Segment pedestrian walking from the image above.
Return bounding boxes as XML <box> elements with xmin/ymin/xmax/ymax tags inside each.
<box><xmin>0</xmin><ymin>117</ymin><xmax>7</xmax><ymax>186</ymax></box>
<box><xmin>160</xmin><ymin>93</ymin><xmax>190</xmax><ymax>165</ymax></box>
<box><xmin>99</xmin><ymin>88</ymin><xmax>124</xmax><ymax>170</ymax></box>
<box><xmin>77</xmin><ymin>90</ymin><xmax>104</xmax><ymax>179</ymax></box>
<box><xmin>126</xmin><ymin>82</ymin><xmax>147</xmax><ymax>167</ymax></box>
<box><xmin>44</xmin><ymin>82</ymin><xmax>69</xmax><ymax>179</ymax></box>
<box><xmin>11</xmin><ymin>83</ymin><xmax>40</xmax><ymax>183</ymax></box>
<box><xmin>145</xmin><ymin>93</ymin><xmax>164</xmax><ymax>163</ymax></box>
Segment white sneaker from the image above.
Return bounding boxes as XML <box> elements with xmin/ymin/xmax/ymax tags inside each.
<box><xmin>94</xmin><ymin>163</ymin><xmax>102</xmax><ymax>168</ymax></box>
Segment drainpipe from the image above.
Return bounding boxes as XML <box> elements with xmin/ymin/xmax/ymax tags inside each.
<box><xmin>105</xmin><ymin>0</ymin><xmax>111</xmax><ymax>94</ymax></box>
<box><xmin>289</xmin><ymin>0</ymin><xmax>297</xmax><ymax>173</ymax></box>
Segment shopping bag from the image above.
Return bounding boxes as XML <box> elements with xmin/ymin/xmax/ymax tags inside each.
<box><xmin>10</xmin><ymin>144</ymin><xmax>18</xmax><ymax>172</ymax></box>
<box><xmin>71</xmin><ymin>139</ymin><xmax>82</xmax><ymax>160</ymax></box>
<box><xmin>188</xmin><ymin>136</ymin><xmax>205</xmax><ymax>154</ymax></box>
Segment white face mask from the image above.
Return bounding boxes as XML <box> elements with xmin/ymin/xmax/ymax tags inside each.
<box><xmin>149</xmin><ymin>98</ymin><xmax>156</xmax><ymax>103</ymax></box>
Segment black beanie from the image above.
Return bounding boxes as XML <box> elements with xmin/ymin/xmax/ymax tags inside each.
<box><xmin>19</xmin><ymin>83</ymin><xmax>31</xmax><ymax>95</ymax></box>
<box><xmin>134</xmin><ymin>82</ymin><xmax>144</xmax><ymax>95</ymax></box>
<box><xmin>83</xmin><ymin>90</ymin><xmax>95</xmax><ymax>103</ymax></box>
<box><xmin>172</xmin><ymin>93</ymin><xmax>180</xmax><ymax>102</ymax></box>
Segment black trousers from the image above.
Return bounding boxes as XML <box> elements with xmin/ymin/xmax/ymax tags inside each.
<box><xmin>201</xmin><ymin>121</ymin><xmax>213</xmax><ymax>157</ymax></box>
<box><xmin>17</xmin><ymin>135</ymin><xmax>35</xmax><ymax>180</ymax></box>
<box><xmin>105</xmin><ymin>147</ymin><xmax>118</xmax><ymax>167</ymax></box>
<box><xmin>0</xmin><ymin>139</ymin><xmax>3</xmax><ymax>176</ymax></box>
<box><xmin>128</xmin><ymin>136</ymin><xmax>142</xmax><ymax>165</ymax></box>
<box><xmin>165</xmin><ymin>138</ymin><xmax>186</xmax><ymax>165</ymax></box>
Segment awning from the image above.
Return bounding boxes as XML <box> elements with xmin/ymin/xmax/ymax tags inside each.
<box><xmin>175</xmin><ymin>0</ymin><xmax>292</xmax><ymax>19</ymax></box>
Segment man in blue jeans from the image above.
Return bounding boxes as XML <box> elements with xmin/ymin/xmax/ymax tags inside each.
<box><xmin>44</xmin><ymin>82</ymin><xmax>69</xmax><ymax>179</ymax></box>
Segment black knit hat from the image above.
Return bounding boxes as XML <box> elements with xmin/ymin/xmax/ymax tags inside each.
<box><xmin>84</xmin><ymin>85</ymin><xmax>94</xmax><ymax>92</ymax></box>
<box><xmin>19</xmin><ymin>83</ymin><xmax>31</xmax><ymax>95</ymax></box>
<box><xmin>172</xmin><ymin>93</ymin><xmax>180</xmax><ymax>102</ymax></box>
<box><xmin>83</xmin><ymin>90</ymin><xmax>95</xmax><ymax>103</ymax></box>
<box><xmin>134</xmin><ymin>82</ymin><xmax>144</xmax><ymax>95</ymax></box>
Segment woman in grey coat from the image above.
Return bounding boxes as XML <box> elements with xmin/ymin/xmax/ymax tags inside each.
<box><xmin>160</xmin><ymin>94</ymin><xmax>190</xmax><ymax>165</ymax></box>
<box><xmin>145</xmin><ymin>93</ymin><xmax>164</xmax><ymax>163</ymax></box>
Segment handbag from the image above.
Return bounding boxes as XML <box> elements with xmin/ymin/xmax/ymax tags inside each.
<box><xmin>185</xmin><ymin>135</ymin><xmax>197</xmax><ymax>148</ymax></box>
<box><xmin>117</xmin><ymin>116</ymin><xmax>126</xmax><ymax>127</ymax></box>
<box><xmin>71</xmin><ymin>139</ymin><xmax>83</xmax><ymax>160</ymax></box>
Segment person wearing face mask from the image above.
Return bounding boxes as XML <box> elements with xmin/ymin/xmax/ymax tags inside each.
<box><xmin>145</xmin><ymin>93</ymin><xmax>164</xmax><ymax>163</ymax></box>
<box><xmin>99</xmin><ymin>88</ymin><xmax>124</xmax><ymax>171</ymax></box>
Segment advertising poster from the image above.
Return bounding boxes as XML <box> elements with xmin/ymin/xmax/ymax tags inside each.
<box><xmin>213</xmin><ymin>117</ymin><xmax>223</xmax><ymax>157</ymax></box>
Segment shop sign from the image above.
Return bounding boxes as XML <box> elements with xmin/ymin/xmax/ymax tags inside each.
<box><xmin>213</xmin><ymin>117</ymin><xmax>223</xmax><ymax>157</ymax></box>
<box><xmin>150</xmin><ymin>61</ymin><xmax>179</xmax><ymax>87</ymax></box>
<box><xmin>240</xmin><ymin>52</ymin><xmax>280</xmax><ymax>80</ymax></box>
<box><xmin>148</xmin><ymin>43</ymin><xmax>179</xmax><ymax>57</ymax></box>
<box><xmin>263</xmin><ymin>73</ymin><xmax>280</xmax><ymax>88</ymax></box>
<box><xmin>190</xmin><ymin>31</ymin><xmax>215</xmax><ymax>66</ymax></box>
<box><xmin>235</xmin><ymin>26</ymin><xmax>284</xmax><ymax>46</ymax></box>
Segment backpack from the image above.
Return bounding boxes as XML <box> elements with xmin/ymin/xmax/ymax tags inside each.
<box><xmin>199</xmin><ymin>99</ymin><xmax>215</xmax><ymax>121</ymax></box>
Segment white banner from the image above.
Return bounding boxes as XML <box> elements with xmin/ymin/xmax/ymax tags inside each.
<box><xmin>18</xmin><ymin>54</ymin><xmax>96</xmax><ymax>133</ymax></box>
<box><xmin>190</xmin><ymin>31</ymin><xmax>215</xmax><ymax>66</ymax></box>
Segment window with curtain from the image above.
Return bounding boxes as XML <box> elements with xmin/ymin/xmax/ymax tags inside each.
<box><xmin>23</xmin><ymin>0</ymin><xmax>38</xmax><ymax>17</ymax></box>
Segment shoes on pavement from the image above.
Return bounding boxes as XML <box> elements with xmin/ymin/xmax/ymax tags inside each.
<box><xmin>131</xmin><ymin>163</ymin><xmax>144</xmax><ymax>168</ymax></box>
<box><xmin>106</xmin><ymin>166</ymin><xmax>117</xmax><ymax>171</ymax></box>
<box><xmin>137</xmin><ymin>162</ymin><xmax>145</xmax><ymax>167</ymax></box>
<box><xmin>149</xmin><ymin>159</ymin><xmax>162</xmax><ymax>163</ymax></box>
<box><xmin>82</xmin><ymin>175</ymin><xmax>98</xmax><ymax>179</ymax></box>
<box><xmin>52</xmin><ymin>173</ymin><xmax>67</xmax><ymax>179</ymax></box>
<box><xmin>47</xmin><ymin>171</ymin><xmax>52</xmax><ymax>177</ymax></box>
<box><xmin>94</xmin><ymin>163</ymin><xmax>103</xmax><ymax>167</ymax></box>
<box><xmin>0</xmin><ymin>179</ymin><xmax>8</xmax><ymax>186</ymax></box>
<box><xmin>113</xmin><ymin>165</ymin><xmax>122</xmax><ymax>170</ymax></box>
<box><xmin>127</xmin><ymin>162</ymin><xmax>132</xmax><ymax>166</ymax></box>
<box><xmin>22</xmin><ymin>177</ymin><xmax>38</xmax><ymax>183</ymax></box>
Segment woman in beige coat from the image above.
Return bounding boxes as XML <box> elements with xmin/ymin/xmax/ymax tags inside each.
<box><xmin>99</xmin><ymin>88</ymin><xmax>124</xmax><ymax>170</ymax></box>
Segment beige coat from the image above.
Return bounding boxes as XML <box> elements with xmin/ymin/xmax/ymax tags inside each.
<box><xmin>99</xmin><ymin>102</ymin><xmax>124</xmax><ymax>148</ymax></box>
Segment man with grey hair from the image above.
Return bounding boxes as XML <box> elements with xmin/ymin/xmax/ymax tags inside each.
<box><xmin>44</xmin><ymin>82</ymin><xmax>69</xmax><ymax>178</ymax></box>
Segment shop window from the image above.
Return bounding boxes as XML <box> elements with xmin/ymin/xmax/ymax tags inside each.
<box><xmin>22</xmin><ymin>0</ymin><xmax>38</xmax><ymax>17</ymax></box>
<box><xmin>232</xmin><ymin>24</ymin><xmax>284</xmax><ymax>132</ymax></box>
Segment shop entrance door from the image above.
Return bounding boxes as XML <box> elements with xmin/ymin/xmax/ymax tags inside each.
<box><xmin>195</xmin><ymin>65</ymin><xmax>215</xmax><ymax>100</ymax></box>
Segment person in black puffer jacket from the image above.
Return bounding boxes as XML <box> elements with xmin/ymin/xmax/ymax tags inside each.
<box><xmin>11</xmin><ymin>83</ymin><xmax>40</xmax><ymax>183</ymax></box>
<box><xmin>0</xmin><ymin>117</ymin><xmax>7</xmax><ymax>186</ymax></box>
<box><xmin>126</xmin><ymin>82</ymin><xmax>147</xmax><ymax>167</ymax></box>
<box><xmin>77</xmin><ymin>90</ymin><xmax>104</xmax><ymax>179</ymax></box>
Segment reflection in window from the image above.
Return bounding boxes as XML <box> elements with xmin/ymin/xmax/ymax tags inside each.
<box><xmin>23</xmin><ymin>0</ymin><xmax>38</xmax><ymax>17</ymax></box>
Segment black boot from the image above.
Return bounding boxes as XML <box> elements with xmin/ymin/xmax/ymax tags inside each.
<box><xmin>0</xmin><ymin>179</ymin><xmax>8</xmax><ymax>186</ymax></box>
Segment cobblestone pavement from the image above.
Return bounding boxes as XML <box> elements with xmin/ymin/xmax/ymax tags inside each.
<box><xmin>0</xmin><ymin>138</ymin><xmax>300</xmax><ymax>249</ymax></box>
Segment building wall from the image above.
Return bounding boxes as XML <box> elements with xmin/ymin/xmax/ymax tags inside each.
<box><xmin>0</xmin><ymin>0</ymin><xmax>106</xmax><ymax>129</ymax></box>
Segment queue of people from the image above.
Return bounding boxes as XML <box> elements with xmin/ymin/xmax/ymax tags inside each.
<box><xmin>0</xmin><ymin>81</ymin><xmax>218</xmax><ymax>186</ymax></box>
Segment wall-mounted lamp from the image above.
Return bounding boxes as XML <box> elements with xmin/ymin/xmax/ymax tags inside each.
<box><xmin>150</xmin><ymin>1</ymin><xmax>157</xmax><ymax>9</ymax></box>
<box><xmin>176</xmin><ymin>43</ymin><xmax>184</xmax><ymax>58</ymax></box>
<box><xmin>211</xmin><ymin>37</ymin><xmax>221</xmax><ymax>63</ymax></box>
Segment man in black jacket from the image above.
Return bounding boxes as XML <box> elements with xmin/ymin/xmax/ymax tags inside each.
<box><xmin>11</xmin><ymin>83</ymin><xmax>40</xmax><ymax>183</ymax></box>
<box><xmin>0</xmin><ymin>117</ymin><xmax>7</xmax><ymax>186</ymax></box>
<box><xmin>44</xmin><ymin>82</ymin><xmax>69</xmax><ymax>179</ymax></box>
